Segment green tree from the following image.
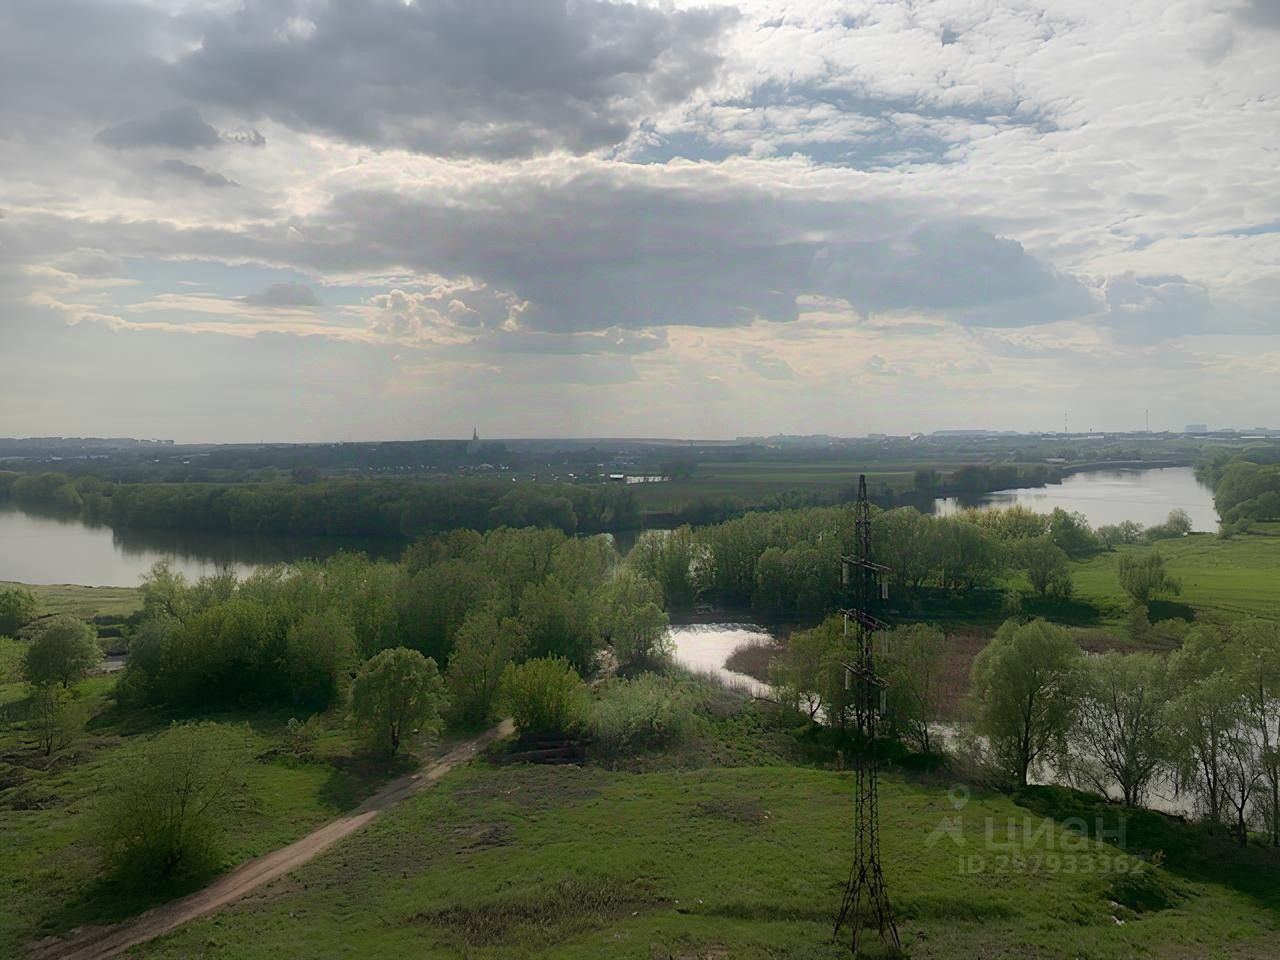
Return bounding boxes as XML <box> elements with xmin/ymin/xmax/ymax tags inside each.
<box><xmin>499</xmin><ymin>657</ymin><xmax>587</xmax><ymax>736</ymax></box>
<box><xmin>970</xmin><ymin>618</ymin><xmax>1083</xmax><ymax>788</ymax></box>
<box><xmin>350</xmin><ymin>647</ymin><xmax>447</xmax><ymax>755</ymax></box>
<box><xmin>627</xmin><ymin>526</ymin><xmax>700</xmax><ymax>612</ymax></box>
<box><xmin>1165</xmin><ymin>626</ymin><xmax>1246</xmax><ymax>832</ymax></box>
<box><xmin>24</xmin><ymin>615</ymin><xmax>100</xmax><ymax>688</ymax></box>
<box><xmin>1117</xmin><ymin>552</ymin><xmax>1181</xmax><ymax>604</ymax></box>
<box><xmin>602</xmin><ymin>571</ymin><xmax>671</xmax><ymax>672</ymax></box>
<box><xmin>28</xmin><ymin>683</ymin><xmax>87</xmax><ymax>756</ymax></box>
<box><xmin>98</xmin><ymin>722</ymin><xmax>249</xmax><ymax>889</ymax></box>
<box><xmin>1071</xmin><ymin>652</ymin><xmax>1168</xmax><ymax>806</ymax></box>
<box><xmin>1234</xmin><ymin>619</ymin><xmax>1280</xmax><ymax>845</ymax></box>
<box><xmin>445</xmin><ymin>607</ymin><xmax>526</xmax><ymax>727</ymax></box>
<box><xmin>882</xmin><ymin>624</ymin><xmax>946</xmax><ymax>752</ymax></box>
<box><xmin>284</xmin><ymin>610</ymin><xmax>356</xmax><ymax>710</ymax></box>
<box><xmin>1146</xmin><ymin>508</ymin><xmax>1193</xmax><ymax>541</ymax></box>
<box><xmin>772</xmin><ymin>616</ymin><xmax>856</xmax><ymax>726</ymax></box>
<box><xmin>517</xmin><ymin>576</ymin><xmax>600</xmax><ymax>675</ymax></box>
<box><xmin>1015</xmin><ymin>536</ymin><xmax>1074</xmax><ymax>599</ymax></box>
<box><xmin>0</xmin><ymin>585</ymin><xmax>37</xmax><ymax>634</ymax></box>
<box><xmin>1048</xmin><ymin>508</ymin><xmax>1098</xmax><ymax>557</ymax></box>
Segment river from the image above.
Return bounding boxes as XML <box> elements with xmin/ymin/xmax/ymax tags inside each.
<box><xmin>933</xmin><ymin>466</ymin><xmax>1218</xmax><ymax>531</ymax></box>
<box><xmin>0</xmin><ymin>466</ymin><xmax>1217</xmax><ymax>587</ymax></box>
<box><xmin>0</xmin><ymin>506</ymin><xmax>401</xmax><ymax>587</ymax></box>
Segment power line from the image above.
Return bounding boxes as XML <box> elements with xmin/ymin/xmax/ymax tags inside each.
<box><xmin>833</xmin><ymin>475</ymin><xmax>900</xmax><ymax>956</ymax></box>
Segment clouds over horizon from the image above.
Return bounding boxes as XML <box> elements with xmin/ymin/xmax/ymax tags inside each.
<box><xmin>1</xmin><ymin>0</ymin><xmax>1278</xmax><ymax>439</ymax></box>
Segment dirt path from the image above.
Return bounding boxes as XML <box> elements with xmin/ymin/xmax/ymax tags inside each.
<box><xmin>28</xmin><ymin>720</ymin><xmax>514</xmax><ymax>960</ymax></box>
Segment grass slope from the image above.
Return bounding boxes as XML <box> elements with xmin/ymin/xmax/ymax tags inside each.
<box><xmin>127</xmin><ymin>761</ymin><xmax>1280</xmax><ymax>960</ymax></box>
<box><xmin>0</xmin><ymin>691</ymin><xmax>411</xmax><ymax>958</ymax></box>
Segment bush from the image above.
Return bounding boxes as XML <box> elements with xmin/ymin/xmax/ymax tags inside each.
<box><xmin>24</xmin><ymin>615</ymin><xmax>101</xmax><ymax>688</ymax></box>
<box><xmin>28</xmin><ymin>684</ymin><xmax>87</xmax><ymax>756</ymax></box>
<box><xmin>499</xmin><ymin>657</ymin><xmax>587</xmax><ymax>736</ymax></box>
<box><xmin>588</xmin><ymin>673</ymin><xmax>698</xmax><ymax>757</ymax></box>
<box><xmin>98</xmin><ymin>722</ymin><xmax>249</xmax><ymax>891</ymax></box>
<box><xmin>0</xmin><ymin>586</ymin><xmax>37</xmax><ymax>635</ymax></box>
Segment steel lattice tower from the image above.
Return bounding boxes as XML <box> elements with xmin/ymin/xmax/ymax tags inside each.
<box><xmin>833</xmin><ymin>474</ymin><xmax>901</xmax><ymax>956</ymax></box>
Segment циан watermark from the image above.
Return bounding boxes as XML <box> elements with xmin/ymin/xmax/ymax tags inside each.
<box><xmin>926</xmin><ymin>783</ymin><xmax>1138</xmax><ymax>875</ymax></box>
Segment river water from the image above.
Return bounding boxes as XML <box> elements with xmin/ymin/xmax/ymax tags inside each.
<box><xmin>934</xmin><ymin>466</ymin><xmax>1218</xmax><ymax>531</ymax></box>
<box><xmin>1</xmin><ymin>467</ymin><xmax>1216</xmax><ymax>587</ymax></box>
<box><xmin>667</xmin><ymin>623</ymin><xmax>774</xmax><ymax>697</ymax></box>
<box><xmin>0</xmin><ymin>506</ymin><xmax>401</xmax><ymax>587</ymax></box>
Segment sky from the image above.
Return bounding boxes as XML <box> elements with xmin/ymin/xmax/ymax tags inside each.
<box><xmin>1</xmin><ymin>0</ymin><xmax>1277</xmax><ymax>442</ymax></box>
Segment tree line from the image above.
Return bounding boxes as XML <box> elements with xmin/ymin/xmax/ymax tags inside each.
<box><xmin>628</xmin><ymin>502</ymin><xmax>1193</xmax><ymax>622</ymax></box>
<box><xmin>0</xmin><ymin>471</ymin><xmax>639</xmax><ymax>538</ymax></box>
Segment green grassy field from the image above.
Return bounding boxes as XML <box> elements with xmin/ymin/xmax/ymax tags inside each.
<box><xmin>2</xmin><ymin>581</ymin><xmax>143</xmax><ymax>621</ymax></box>
<box><xmin>1071</xmin><ymin>530</ymin><xmax>1280</xmax><ymax>626</ymax></box>
<box><xmin>0</xmin><ymin>679</ymin><xmax>409</xmax><ymax>958</ymax></box>
<box><xmin>122</xmin><ymin>760</ymin><xmax>1280</xmax><ymax>960</ymax></box>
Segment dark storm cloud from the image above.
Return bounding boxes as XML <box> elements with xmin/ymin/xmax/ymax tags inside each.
<box><xmin>0</xmin><ymin>0</ymin><xmax>169</xmax><ymax>134</ymax></box>
<box><xmin>97</xmin><ymin>107</ymin><xmax>222</xmax><ymax>150</ymax></box>
<box><xmin>312</xmin><ymin>171</ymin><xmax>1089</xmax><ymax>333</ymax></box>
<box><xmin>157</xmin><ymin>158</ymin><xmax>238</xmax><ymax>188</ymax></box>
<box><xmin>173</xmin><ymin>0</ymin><xmax>738</xmax><ymax>157</ymax></box>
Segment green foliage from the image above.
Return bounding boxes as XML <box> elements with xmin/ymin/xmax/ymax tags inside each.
<box><xmin>881</xmin><ymin>623</ymin><xmax>946</xmax><ymax>752</ymax></box>
<box><xmin>1015</xmin><ymin>535</ymin><xmax>1074</xmax><ymax>599</ymax></box>
<box><xmin>445</xmin><ymin>607</ymin><xmax>526</xmax><ymax>727</ymax></box>
<box><xmin>517</xmin><ymin>576</ymin><xmax>601</xmax><ymax>674</ymax></box>
<box><xmin>1164</xmin><ymin>625</ymin><xmax>1246</xmax><ymax>830</ymax></box>
<box><xmin>771</xmin><ymin>616</ymin><xmax>855</xmax><ymax>727</ymax></box>
<box><xmin>1117</xmin><ymin>552</ymin><xmax>1181</xmax><ymax>604</ymax></box>
<box><xmin>10</xmin><ymin>471</ymin><xmax>639</xmax><ymax>539</ymax></box>
<box><xmin>23</xmin><ymin>615</ymin><xmax>101</xmax><ymax>687</ymax></box>
<box><xmin>285</xmin><ymin>611</ymin><xmax>357</xmax><ymax>710</ymax></box>
<box><xmin>1145</xmin><ymin>508</ymin><xmax>1193</xmax><ymax>542</ymax></box>
<box><xmin>602</xmin><ymin>571</ymin><xmax>671</xmax><ymax>672</ymax></box>
<box><xmin>0</xmin><ymin>586</ymin><xmax>37</xmax><ymax>635</ymax></box>
<box><xmin>499</xmin><ymin>657</ymin><xmax>587</xmax><ymax>736</ymax></box>
<box><xmin>970</xmin><ymin>618</ymin><xmax>1083</xmax><ymax>788</ymax></box>
<box><xmin>625</xmin><ymin>526</ymin><xmax>701</xmax><ymax>611</ymax></box>
<box><xmin>1071</xmin><ymin>652</ymin><xmax>1169</xmax><ymax>806</ymax></box>
<box><xmin>97</xmin><ymin>722</ymin><xmax>250</xmax><ymax>891</ymax></box>
<box><xmin>1214</xmin><ymin>460</ymin><xmax>1280</xmax><ymax>523</ymax></box>
<box><xmin>350</xmin><ymin>647</ymin><xmax>446</xmax><ymax>755</ymax></box>
<box><xmin>27</xmin><ymin>683</ymin><xmax>87</xmax><ymax>756</ymax></box>
<box><xmin>1048</xmin><ymin>508</ymin><xmax>1099</xmax><ymax>557</ymax></box>
<box><xmin>587</xmin><ymin>673</ymin><xmax>698</xmax><ymax>758</ymax></box>
<box><xmin>1096</xmin><ymin>520</ymin><xmax>1145</xmax><ymax>550</ymax></box>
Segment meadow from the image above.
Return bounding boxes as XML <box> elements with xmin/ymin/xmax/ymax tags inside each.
<box><xmin>123</xmin><ymin>760</ymin><xmax>1280</xmax><ymax>960</ymax></box>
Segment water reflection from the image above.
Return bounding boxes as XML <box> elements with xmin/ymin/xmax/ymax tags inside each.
<box><xmin>667</xmin><ymin>622</ymin><xmax>775</xmax><ymax>697</ymax></box>
<box><xmin>934</xmin><ymin>467</ymin><xmax>1218</xmax><ymax>531</ymax></box>
<box><xmin>0</xmin><ymin>505</ymin><xmax>402</xmax><ymax>587</ymax></box>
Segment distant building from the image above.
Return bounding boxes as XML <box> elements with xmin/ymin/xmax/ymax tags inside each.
<box><xmin>1185</xmin><ymin>424</ymin><xmax>1209</xmax><ymax>434</ymax></box>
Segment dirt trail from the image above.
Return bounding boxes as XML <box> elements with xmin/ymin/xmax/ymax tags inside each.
<box><xmin>28</xmin><ymin>720</ymin><xmax>514</xmax><ymax>960</ymax></box>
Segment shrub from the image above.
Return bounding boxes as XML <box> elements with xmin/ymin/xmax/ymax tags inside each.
<box><xmin>499</xmin><ymin>657</ymin><xmax>587</xmax><ymax>736</ymax></box>
<box><xmin>0</xmin><ymin>586</ymin><xmax>37</xmax><ymax>635</ymax></box>
<box><xmin>24</xmin><ymin>615</ymin><xmax>101</xmax><ymax>688</ymax></box>
<box><xmin>98</xmin><ymin>722</ymin><xmax>249</xmax><ymax>890</ymax></box>
<box><xmin>28</xmin><ymin>684</ymin><xmax>87</xmax><ymax>756</ymax></box>
<box><xmin>588</xmin><ymin>673</ymin><xmax>698</xmax><ymax>757</ymax></box>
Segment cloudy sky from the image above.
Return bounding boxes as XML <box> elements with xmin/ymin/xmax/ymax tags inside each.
<box><xmin>1</xmin><ymin>0</ymin><xmax>1277</xmax><ymax>441</ymax></box>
